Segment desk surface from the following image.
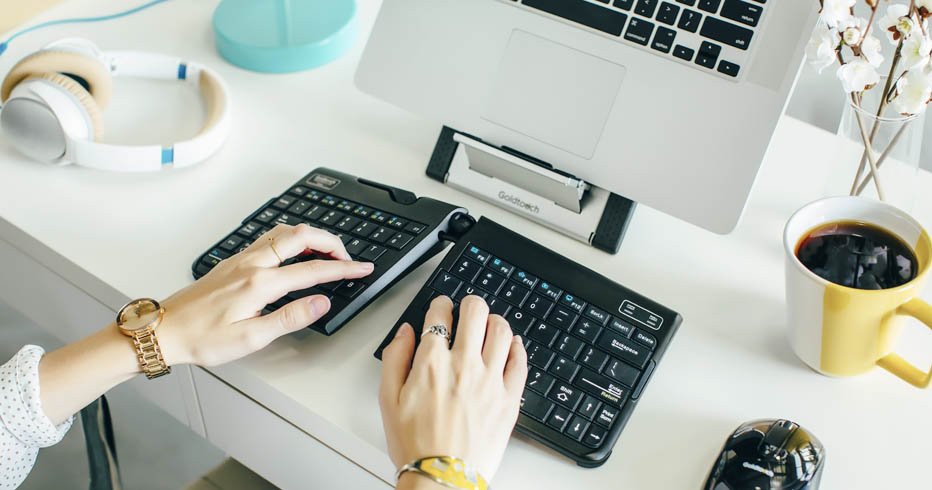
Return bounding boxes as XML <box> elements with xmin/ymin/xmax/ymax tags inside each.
<box><xmin>2</xmin><ymin>1</ymin><xmax>931</xmax><ymax>488</ymax></box>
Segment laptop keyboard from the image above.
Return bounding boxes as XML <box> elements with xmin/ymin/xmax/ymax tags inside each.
<box><xmin>513</xmin><ymin>0</ymin><xmax>763</xmax><ymax>79</ymax></box>
<box><xmin>193</xmin><ymin>168</ymin><xmax>466</xmax><ymax>335</ymax></box>
<box><xmin>375</xmin><ymin>217</ymin><xmax>682</xmax><ymax>467</ymax></box>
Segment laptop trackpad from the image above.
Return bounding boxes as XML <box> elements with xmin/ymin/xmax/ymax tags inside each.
<box><xmin>482</xmin><ymin>30</ymin><xmax>626</xmax><ymax>159</ymax></box>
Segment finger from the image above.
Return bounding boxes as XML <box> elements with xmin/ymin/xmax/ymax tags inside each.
<box><xmin>269</xmin><ymin>259</ymin><xmax>374</xmax><ymax>297</ymax></box>
<box><xmin>235</xmin><ymin>295</ymin><xmax>331</xmax><ymax>354</ymax></box>
<box><xmin>451</xmin><ymin>295</ymin><xmax>489</xmax><ymax>358</ymax></box>
<box><xmin>413</xmin><ymin>296</ymin><xmax>455</xmax><ymax>364</ymax></box>
<box><xmin>481</xmin><ymin>314</ymin><xmax>514</xmax><ymax>371</ymax></box>
<box><xmin>380</xmin><ymin>323</ymin><xmax>415</xmax><ymax>407</ymax></box>
<box><xmin>503</xmin><ymin>336</ymin><xmax>529</xmax><ymax>396</ymax></box>
<box><xmin>249</xmin><ymin>224</ymin><xmax>351</xmax><ymax>266</ymax></box>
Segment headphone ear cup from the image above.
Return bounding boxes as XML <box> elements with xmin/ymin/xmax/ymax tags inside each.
<box><xmin>30</xmin><ymin>72</ymin><xmax>105</xmax><ymax>141</ymax></box>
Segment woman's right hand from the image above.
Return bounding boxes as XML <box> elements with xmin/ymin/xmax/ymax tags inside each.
<box><xmin>379</xmin><ymin>295</ymin><xmax>529</xmax><ymax>486</ymax></box>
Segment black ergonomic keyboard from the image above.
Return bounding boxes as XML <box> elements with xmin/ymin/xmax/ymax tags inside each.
<box><xmin>511</xmin><ymin>0</ymin><xmax>763</xmax><ymax>79</ymax></box>
<box><xmin>192</xmin><ymin>168</ymin><xmax>468</xmax><ymax>335</ymax></box>
<box><xmin>375</xmin><ymin>217</ymin><xmax>682</xmax><ymax>467</ymax></box>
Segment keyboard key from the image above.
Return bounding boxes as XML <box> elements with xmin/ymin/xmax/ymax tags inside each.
<box><xmin>634</xmin><ymin>0</ymin><xmax>658</xmax><ymax>17</ymax></box>
<box><xmin>521</xmin><ymin>390</ymin><xmax>554</xmax><ymax>422</ymax></box>
<box><xmin>487</xmin><ymin>297</ymin><xmax>510</xmax><ymax>317</ymax></box>
<box><xmin>527</xmin><ymin>368</ymin><xmax>556</xmax><ymax>395</ymax></box>
<box><xmin>633</xmin><ymin>330</ymin><xmax>658</xmax><ymax>349</ymax></box>
<box><xmin>289</xmin><ymin>185</ymin><xmax>308</xmax><ymax>197</ymax></box>
<box><xmin>386</xmin><ymin>232</ymin><xmax>414</xmax><ymax>250</ymax></box>
<box><xmin>673</xmin><ymin>44</ymin><xmax>695</xmax><ymax>61</ymax></box>
<box><xmin>368</xmin><ymin>227</ymin><xmax>392</xmax><ymax>243</ymax></box>
<box><xmin>582</xmin><ymin>425</ymin><xmax>608</xmax><ymax>448</ymax></box>
<box><xmin>369</xmin><ymin>210</ymin><xmax>388</xmax><ymax>223</ymax></box>
<box><xmin>287</xmin><ymin>200</ymin><xmax>311</xmax><ymax>216</ymax></box>
<box><xmin>565</xmin><ymin>415</ymin><xmax>590</xmax><ymax>442</ymax></box>
<box><xmin>430</xmin><ymin>271</ymin><xmax>462</xmax><ymax>296</ymax></box>
<box><xmin>677</xmin><ymin>8</ymin><xmax>701</xmax><ymax>32</ymax></box>
<box><xmin>272</xmin><ymin>195</ymin><xmax>296</xmax><ymax>210</ymax></box>
<box><xmin>274</xmin><ymin>213</ymin><xmax>303</xmax><ymax>226</ymax></box>
<box><xmin>528</xmin><ymin>321</ymin><xmax>560</xmax><ymax>347</ymax></box>
<box><xmin>546</xmin><ymin>407</ymin><xmax>572</xmax><ymax>432</ymax></box>
<box><xmin>700</xmin><ymin>16</ymin><xmax>753</xmax><ymax>50</ymax></box>
<box><xmin>220</xmin><ymin>235</ymin><xmax>243</xmax><ymax>251</ymax></box>
<box><xmin>306</xmin><ymin>190</ymin><xmax>323</xmax><ymax>202</ymax></box>
<box><xmin>475</xmin><ymin>270</ymin><xmax>507</xmax><ymax>294</ymax></box>
<box><xmin>549</xmin><ymin>357</ymin><xmax>580</xmax><ymax>382</ymax></box>
<box><xmin>256</xmin><ymin>208</ymin><xmax>278</xmax><ymax>224</ymax></box>
<box><xmin>318</xmin><ymin>210</ymin><xmax>345</xmax><ymax>226</ymax></box>
<box><xmin>578</xmin><ymin>395</ymin><xmax>602</xmax><ymax>420</ymax></box>
<box><xmin>608</xmin><ymin>317</ymin><xmax>636</xmax><ymax>337</ymax></box>
<box><xmin>352</xmin><ymin>221</ymin><xmax>378</xmax><ymax>238</ymax></box>
<box><xmin>387</xmin><ymin>216</ymin><xmax>407</xmax><ymax>229</ymax></box>
<box><xmin>718</xmin><ymin>60</ymin><xmax>740</xmax><ymax>77</ymax></box>
<box><xmin>453</xmin><ymin>284</ymin><xmax>488</xmax><ymax>303</ymax></box>
<box><xmin>720</xmin><ymin>0</ymin><xmax>762</xmax><ymax>26</ymax></box>
<box><xmin>580</xmin><ymin>347</ymin><xmax>609</xmax><ymax>372</ymax></box>
<box><xmin>656</xmin><ymin>2</ymin><xmax>679</xmax><ymax>24</ymax></box>
<box><xmin>613</xmin><ymin>0</ymin><xmax>634</xmax><ymax>10</ymax></box>
<box><xmin>555</xmin><ymin>334</ymin><xmax>585</xmax><ymax>359</ymax></box>
<box><xmin>675</xmin><ymin>0</ymin><xmax>695</xmax><ymax>5</ymax></box>
<box><xmin>528</xmin><ymin>343</ymin><xmax>556</xmax><ymax>369</ymax></box>
<box><xmin>603</xmin><ymin>359</ymin><xmax>641</xmax><ymax>387</ymax></box>
<box><xmin>334</xmin><ymin>280</ymin><xmax>366</xmax><ymax>298</ymax></box>
<box><xmin>488</xmin><ymin>257</ymin><xmax>514</xmax><ymax>277</ymax></box>
<box><xmin>549</xmin><ymin>306</ymin><xmax>578</xmax><ymax>331</ymax></box>
<box><xmin>236</xmin><ymin>221</ymin><xmax>260</xmax><ymax>237</ymax></box>
<box><xmin>574</xmin><ymin>368</ymin><xmax>628</xmax><ymax>407</ymax></box>
<box><xmin>351</xmin><ymin>205</ymin><xmax>372</xmax><ymax>218</ymax></box>
<box><xmin>505</xmin><ymin>309</ymin><xmax>535</xmax><ymax>334</ymax></box>
<box><xmin>651</xmin><ymin>26</ymin><xmax>676</xmax><ymax>52</ymax></box>
<box><xmin>360</xmin><ymin>244</ymin><xmax>386</xmax><ymax>262</ymax></box>
<box><xmin>345</xmin><ymin>238</ymin><xmax>369</xmax><ymax>257</ymax></box>
<box><xmin>536</xmin><ymin>281</ymin><xmax>562</xmax><ymax>302</ymax></box>
<box><xmin>452</xmin><ymin>256</ymin><xmax>483</xmax><ymax>281</ymax></box>
<box><xmin>524</xmin><ymin>0</ymin><xmax>629</xmax><ymax>36</ymax></box>
<box><xmin>597</xmin><ymin>331</ymin><xmax>650</xmax><ymax>368</ymax></box>
<box><xmin>318</xmin><ymin>279</ymin><xmax>343</xmax><ymax>292</ymax></box>
<box><xmin>501</xmin><ymin>282</ymin><xmax>530</xmax><ymax>307</ymax></box>
<box><xmin>524</xmin><ymin>294</ymin><xmax>554</xmax><ymax>319</ymax></box>
<box><xmin>583</xmin><ymin>305</ymin><xmax>611</xmax><ymax>325</ymax></box>
<box><xmin>463</xmin><ymin>245</ymin><xmax>491</xmax><ymax>265</ymax></box>
<box><xmin>695</xmin><ymin>44</ymin><xmax>719</xmax><ymax>68</ymax></box>
<box><xmin>512</xmin><ymin>270</ymin><xmax>538</xmax><ymax>289</ymax></box>
<box><xmin>548</xmin><ymin>382</ymin><xmax>583</xmax><ymax>411</ymax></box>
<box><xmin>319</xmin><ymin>195</ymin><xmax>338</xmax><ymax>207</ymax></box>
<box><xmin>304</xmin><ymin>205</ymin><xmax>327</xmax><ymax>221</ymax></box>
<box><xmin>572</xmin><ymin>318</ymin><xmax>603</xmax><ymax>344</ymax></box>
<box><xmin>336</xmin><ymin>216</ymin><xmax>361</xmax><ymax>232</ymax></box>
<box><xmin>595</xmin><ymin>405</ymin><xmax>620</xmax><ymax>428</ymax></box>
<box><xmin>624</xmin><ymin>18</ymin><xmax>653</xmax><ymax>46</ymax></box>
<box><xmin>558</xmin><ymin>293</ymin><xmax>586</xmax><ymax>313</ymax></box>
<box><xmin>697</xmin><ymin>0</ymin><xmax>720</xmax><ymax>13</ymax></box>
<box><xmin>404</xmin><ymin>221</ymin><xmax>426</xmax><ymax>234</ymax></box>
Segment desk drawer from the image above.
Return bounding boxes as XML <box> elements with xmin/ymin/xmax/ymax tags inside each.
<box><xmin>192</xmin><ymin>367</ymin><xmax>391</xmax><ymax>490</ymax></box>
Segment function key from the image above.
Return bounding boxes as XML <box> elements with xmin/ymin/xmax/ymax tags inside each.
<box><xmin>578</xmin><ymin>395</ymin><xmax>602</xmax><ymax>420</ymax></box>
<box><xmin>527</xmin><ymin>368</ymin><xmax>556</xmax><ymax>395</ymax></box>
<box><xmin>488</xmin><ymin>257</ymin><xmax>514</xmax><ymax>277</ymax></box>
<box><xmin>536</xmin><ymin>281</ymin><xmax>562</xmax><ymax>302</ymax></box>
<box><xmin>677</xmin><ymin>8</ymin><xmax>701</xmax><ymax>32</ymax></box>
<box><xmin>613</xmin><ymin>0</ymin><xmax>633</xmax><ymax>10</ymax></box>
<box><xmin>513</xmin><ymin>270</ymin><xmax>538</xmax><ymax>288</ymax></box>
<box><xmin>359</xmin><ymin>244</ymin><xmax>387</xmax><ymax>262</ymax></box>
<box><xmin>582</xmin><ymin>425</ymin><xmax>608</xmax><ymax>448</ymax></box>
<box><xmin>624</xmin><ymin>18</ymin><xmax>654</xmax><ymax>46</ymax></box>
<box><xmin>319</xmin><ymin>195</ymin><xmax>338</xmax><ymax>207</ymax></box>
<box><xmin>368</xmin><ymin>227</ymin><xmax>393</xmax><ymax>243</ymax></box>
<box><xmin>697</xmin><ymin>0</ymin><xmax>720</xmax><ymax>13</ymax></box>
<box><xmin>475</xmin><ymin>270</ymin><xmax>506</xmax><ymax>294</ymax></box>
<box><xmin>353</xmin><ymin>221</ymin><xmax>378</xmax><ymax>238</ymax></box>
<box><xmin>463</xmin><ymin>245</ymin><xmax>491</xmax><ymax>265</ymax></box>
<box><xmin>404</xmin><ymin>221</ymin><xmax>427</xmax><ymax>234</ymax></box>
<box><xmin>305</xmin><ymin>190</ymin><xmax>323</xmax><ymax>201</ymax></box>
<box><xmin>335</xmin><ymin>200</ymin><xmax>356</xmax><ymax>212</ymax></box>
<box><xmin>387</xmin><ymin>216</ymin><xmax>407</xmax><ymax>229</ymax></box>
<box><xmin>584</xmin><ymin>305</ymin><xmax>610</xmax><ymax>325</ymax></box>
<box><xmin>673</xmin><ymin>44</ymin><xmax>695</xmax><ymax>61</ymax></box>
<box><xmin>656</xmin><ymin>2</ymin><xmax>680</xmax><ymax>24</ymax></box>
<box><xmin>548</xmin><ymin>383</ymin><xmax>583</xmax><ymax>411</ymax></box>
<box><xmin>289</xmin><ymin>185</ymin><xmax>308</xmax><ymax>197</ymax></box>
<box><xmin>718</xmin><ymin>60</ymin><xmax>740</xmax><ymax>77</ymax></box>
<box><xmin>559</xmin><ymin>293</ymin><xmax>586</xmax><ymax>313</ymax></box>
<box><xmin>633</xmin><ymin>329</ymin><xmax>658</xmax><ymax>349</ymax></box>
<box><xmin>546</xmin><ymin>407</ymin><xmax>572</xmax><ymax>432</ymax></box>
<box><xmin>220</xmin><ymin>235</ymin><xmax>244</xmax><ymax>251</ymax></box>
<box><xmin>700</xmin><ymin>16</ymin><xmax>753</xmax><ymax>50</ymax></box>
<box><xmin>430</xmin><ymin>271</ymin><xmax>462</xmax><ymax>296</ymax></box>
<box><xmin>634</xmin><ymin>0</ymin><xmax>658</xmax><ymax>17</ymax></box>
<box><xmin>370</xmin><ymin>211</ymin><xmax>389</xmax><ymax>223</ymax></box>
<box><xmin>386</xmin><ymin>232</ymin><xmax>414</xmax><ymax>250</ymax></box>
<box><xmin>565</xmin><ymin>415</ymin><xmax>590</xmax><ymax>442</ymax></box>
<box><xmin>237</xmin><ymin>221</ymin><xmax>260</xmax><ymax>237</ymax></box>
<box><xmin>351</xmin><ymin>205</ymin><xmax>373</xmax><ymax>218</ymax></box>
<box><xmin>520</xmin><ymin>390</ymin><xmax>554</xmax><ymax>422</ymax></box>
<box><xmin>272</xmin><ymin>195</ymin><xmax>296</xmax><ymax>210</ymax></box>
<box><xmin>595</xmin><ymin>405</ymin><xmax>620</xmax><ymax>428</ymax></box>
<box><xmin>452</xmin><ymin>257</ymin><xmax>483</xmax><ymax>282</ymax></box>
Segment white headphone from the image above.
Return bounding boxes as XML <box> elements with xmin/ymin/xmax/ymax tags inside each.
<box><xmin>0</xmin><ymin>38</ymin><xmax>231</xmax><ymax>172</ymax></box>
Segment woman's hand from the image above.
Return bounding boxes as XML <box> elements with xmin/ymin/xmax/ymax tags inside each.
<box><xmin>157</xmin><ymin>223</ymin><xmax>374</xmax><ymax>367</ymax></box>
<box><xmin>378</xmin><ymin>295</ymin><xmax>529</xmax><ymax>485</ymax></box>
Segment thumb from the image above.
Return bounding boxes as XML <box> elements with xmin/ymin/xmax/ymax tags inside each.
<box><xmin>251</xmin><ymin>295</ymin><xmax>331</xmax><ymax>348</ymax></box>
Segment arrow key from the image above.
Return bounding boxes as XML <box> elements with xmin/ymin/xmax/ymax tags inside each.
<box><xmin>582</xmin><ymin>425</ymin><xmax>608</xmax><ymax>448</ymax></box>
<box><xmin>546</xmin><ymin>407</ymin><xmax>572</xmax><ymax>432</ymax></box>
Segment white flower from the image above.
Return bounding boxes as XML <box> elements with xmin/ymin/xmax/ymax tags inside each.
<box><xmin>893</xmin><ymin>69</ymin><xmax>932</xmax><ymax>114</ymax></box>
<box><xmin>880</xmin><ymin>4</ymin><xmax>914</xmax><ymax>44</ymax></box>
<box><xmin>842</xmin><ymin>25</ymin><xmax>862</xmax><ymax>45</ymax></box>
<box><xmin>807</xmin><ymin>27</ymin><xmax>840</xmax><ymax>72</ymax></box>
<box><xmin>901</xmin><ymin>32</ymin><xmax>932</xmax><ymax>69</ymax></box>
<box><xmin>836</xmin><ymin>59</ymin><xmax>880</xmax><ymax>92</ymax></box>
<box><xmin>861</xmin><ymin>35</ymin><xmax>884</xmax><ymax>67</ymax></box>
<box><xmin>820</xmin><ymin>0</ymin><xmax>855</xmax><ymax>29</ymax></box>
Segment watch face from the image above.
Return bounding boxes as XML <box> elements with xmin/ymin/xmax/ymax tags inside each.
<box><xmin>120</xmin><ymin>300</ymin><xmax>161</xmax><ymax>332</ymax></box>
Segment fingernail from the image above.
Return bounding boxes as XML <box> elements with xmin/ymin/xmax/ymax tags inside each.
<box><xmin>395</xmin><ymin>323</ymin><xmax>411</xmax><ymax>338</ymax></box>
<box><xmin>307</xmin><ymin>295</ymin><xmax>330</xmax><ymax>316</ymax></box>
<box><xmin>513</xmin><ymin>335</ymin><xmax>523</xmax><ymax>344</ymax></box>
<box><xmin>361</xmin><ymin>262</ymin><xmax>374</xmax><ymax>271</ymax></box>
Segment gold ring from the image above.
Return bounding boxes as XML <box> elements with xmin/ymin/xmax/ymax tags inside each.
<box><xmin>269</xmin><ymin>237</ymin><xmax>284</xmax><ymax>265</ymax></box>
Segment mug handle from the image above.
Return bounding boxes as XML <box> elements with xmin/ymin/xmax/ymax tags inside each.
<box><xmin>877</xmin><ymin>298</ymin><xmax>932</xmax><ymax>388</ymax></box>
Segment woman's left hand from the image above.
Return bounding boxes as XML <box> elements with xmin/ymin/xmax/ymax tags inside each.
<box><xmin>157</xmin><ymin>223</ymin><xmax>374</xmax><ymax>367</ymax></box>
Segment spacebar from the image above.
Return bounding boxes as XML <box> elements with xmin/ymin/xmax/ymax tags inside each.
<box><xmin>523</xmin><ymin>0</ymin><xmax>628</xmax><ymax>36</ymax></box>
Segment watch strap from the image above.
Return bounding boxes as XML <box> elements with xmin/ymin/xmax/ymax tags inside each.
<box><xmin>131</xmin><ymin>327</ymin><xmax>171</xmax><ymax>379</ymax></box>
<box><xmin>396</xmin><ymin>456</ymin><xmax>489</xmax><ymax>490</ymax></box>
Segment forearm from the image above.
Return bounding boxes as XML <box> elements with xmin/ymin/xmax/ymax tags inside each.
<box><xmin>38</xmin><ymin>324</ymin><xmax>140</xmax><ymax>425</ymax></box>
<box><xmin>396</xmin><ymin>472</ymin><xmax>450</xmax><ymax>490</ymax></box>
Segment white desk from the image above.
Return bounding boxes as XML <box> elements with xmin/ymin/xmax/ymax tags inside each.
<box><xmin>2</xmin><ymin>1</ymin><xmax>931</xmax><ymax>488</ymax></box>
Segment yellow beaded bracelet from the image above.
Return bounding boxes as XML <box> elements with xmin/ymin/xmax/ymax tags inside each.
<box><xmin>396</xmin><ymin>456</ymin><xmax>489</xmax><ymax>490</ymax></box>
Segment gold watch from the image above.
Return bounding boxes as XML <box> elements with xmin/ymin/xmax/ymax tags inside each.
<box><xmin>116</xmin><ymin>298</ymin><xmax>171</xmax><ymax>379</ymax></box>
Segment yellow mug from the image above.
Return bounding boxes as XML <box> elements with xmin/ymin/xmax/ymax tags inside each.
<box><xmin>783</xmin><ymin>196</ymin><xmax>932</xmax><ymax>387</ymax></box>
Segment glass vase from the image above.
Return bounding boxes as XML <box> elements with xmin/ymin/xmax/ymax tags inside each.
<box><xmin>827</xmin><ymin>79</ymin><xmax>926</xmax><ymax>213</ymax></box>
